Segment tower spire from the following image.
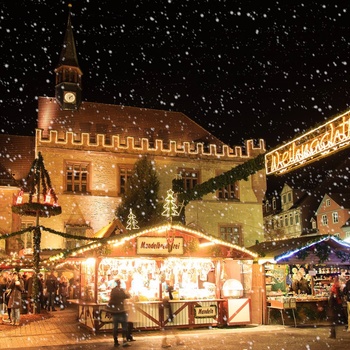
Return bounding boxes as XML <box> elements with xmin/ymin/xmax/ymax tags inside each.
<box><xmin>54</xmin><ymin>3</ymin><xmax>83</xmax><ymax>110</ymax></box>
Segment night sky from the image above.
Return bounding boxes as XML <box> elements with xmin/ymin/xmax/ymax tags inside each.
<box><xmin>1</xmin><ymin>1</ymin><xmax>350</xmax><ymax>151</ymax></box>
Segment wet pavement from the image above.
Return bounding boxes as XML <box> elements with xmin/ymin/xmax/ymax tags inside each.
<box><xmin>1</xmin><ymin>306</ymin><xmax>350</xmax><ymax>349</ymax></box>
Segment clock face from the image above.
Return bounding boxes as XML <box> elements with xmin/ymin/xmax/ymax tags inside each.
<box><xmin>64</xmin><ymin>92</ymin><xmax>76</xmax><ymax>103</ymax></box>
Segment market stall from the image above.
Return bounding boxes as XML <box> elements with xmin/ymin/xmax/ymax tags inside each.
<box><xmin>51</xmin><ymin>221</ymin><xmax>257</xmax><ymax>333</ymax></box>
<box><xmin>249</xmin><ymin>234</ymin><xmax>350</xmax><ymax>326</ymax></box>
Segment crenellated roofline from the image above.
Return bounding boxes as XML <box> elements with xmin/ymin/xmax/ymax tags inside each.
<box><xmin>36</xmin><ymin>129</ymin><xmax>265</xmax><ymax>160</ymax></box>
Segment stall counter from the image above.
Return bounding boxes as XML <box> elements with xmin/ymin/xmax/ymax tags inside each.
<box><xmin>69</xmin><ymin>298</ymin><xmax>226</xmax><ymax>333</ymax></box>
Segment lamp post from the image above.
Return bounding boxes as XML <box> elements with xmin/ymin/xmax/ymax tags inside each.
<box><xmin>12</xmin><ymin>152</ymin><xmax>62</xmax><ymax>314</ymax></box>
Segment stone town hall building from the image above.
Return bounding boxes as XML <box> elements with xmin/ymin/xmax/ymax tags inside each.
<box><xmin>0</xmin><ymin>11</ymin><xmax>266</xmax><ymax>255</ymax></box>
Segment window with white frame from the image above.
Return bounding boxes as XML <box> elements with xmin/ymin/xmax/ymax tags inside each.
<box><xmin>332</xmin><ymin>212</ymin><xmax>339</xmax><ymax>224</ymax></box>
<box><xmin>272</xmin><ymin>198</ymin><xmax>277</xmax><ymax>210</ymax></box>
<box><xmin>289</xmin><ymin>213</ymin><xmax>294</xmax><ymax>225</ymax></box>
<box><xmin>322</xmin><ymin>214</ymin><xmax>328</xmax><ymax>225</ymax></box>
<box><xmin>326</xmin><ymin>199</ymin><xmax>331</xmax><ymax>207</ymax></box>
<box><xmin>284</xmin><ymin>214</ymin><xmax>288</xmax><ymax>226</ymax></box>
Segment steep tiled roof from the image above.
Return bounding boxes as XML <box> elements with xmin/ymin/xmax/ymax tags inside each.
<box><xmin>0</xmin><ymin>135</ymin><xmax>35</xmax><ymax>184</ymax></box>
<box><xmin>38</xmin><ymin>98</ymin><xmax>225</xmax><ymax>146</ymax></box>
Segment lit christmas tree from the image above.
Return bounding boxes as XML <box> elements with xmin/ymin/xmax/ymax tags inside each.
<box><xmin>162</xmin><ymin>189</ymin><xmax>180</xmax><ymax>252</ymax></box>
<box><xmin>126</xmin><ymin>208</ymin><xmax>139</xmax><ymax>230</ymax></box>
<box><xmin>162</xmin><ymin>189</ymin><xmax>180</xmax><ymax>220</ymax></box>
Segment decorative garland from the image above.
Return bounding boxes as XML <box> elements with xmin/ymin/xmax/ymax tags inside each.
<box><xmin>12</xmin><ymin>203</ymin><xmax>62</xmax><ymax>217</ymax></box>
<box><xmin>335</xmin><ymin>250</ymin><xmax>350</xmax><ymax>263</ymax></box>
<box><xmin>173</xmin><ymin>153</ymin><xmax>265</xmax><ymax>204</ymax></box>
<box><xmin>0</xmin><ymin>226</ymin><xmax>101</xmax><ymax>242</ymax></box>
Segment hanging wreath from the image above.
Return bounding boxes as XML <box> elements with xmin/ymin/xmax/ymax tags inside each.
<box><xmin>12</xmin><ymin>203</ymin><xmax>62</xmax><ymax>217</ymax></box>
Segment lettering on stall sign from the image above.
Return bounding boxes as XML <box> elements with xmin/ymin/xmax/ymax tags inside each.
<box><xmin>136</xmin><ymin>236</ymin><xmax>184</xmax><ymax>255</ymax></box>
<box><xmin>194</xmin><ymin>304</ymin><xmax>217</xmax><ymax>318</ymax></box>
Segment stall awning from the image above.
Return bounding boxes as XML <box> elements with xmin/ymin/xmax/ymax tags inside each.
<box><xmin>249</xmin><ymin>234</ymin><xmax>350</xmax><ymax>265</ymax></box>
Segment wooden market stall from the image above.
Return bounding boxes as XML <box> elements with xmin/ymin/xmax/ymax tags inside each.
<box><xmin>249</xmin><ymin>234</ymin><xmax>350</xmax><ymax>326</ymax></box>
<box><xmin>51</xmin><ymin>221</ymin><xmax>257</xmax><ymax>333</ymax></box>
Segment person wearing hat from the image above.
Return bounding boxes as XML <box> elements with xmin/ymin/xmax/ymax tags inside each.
<box><xmin>106</xmin><ymin>279</ymin><xmax>131</xmax><ymax>347</ymax></box>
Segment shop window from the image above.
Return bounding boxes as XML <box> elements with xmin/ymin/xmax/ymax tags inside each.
<box><xmin>322</xmin><ymin>214</ymin><xmax>328</xmax><ymax>225</ymax></box>
<box><xmin>178</xmin><ymin>169</ymin><xmax>199</xmax><ymax>191</ymax></box>
<box><xmin>332</xmin><ymin>212</ymin><xmax>339</xmax><ymax>224</ymax></box>
<box><xmin>20</xmin><ymin>221</ymin><xmax>34</xmax><ymax>249</ymax></box>
<box><xmin>65</xmin><ymin>162</ymin><xmax>89</xmax><ymax>193</ymax></box>
<box><xmin>119</xmin><ymin>166</ymin><xmax>133</xmax><ymax>195</ymax></box>
<box><xmin>219</xmin><ymin>225</ymin><xmax>242</xmax><ymax>245</ymax></box>
<box><xmin>66</xmin><ymin>226</ymin><xmax>89</xmax><ymax>250</ymax></box>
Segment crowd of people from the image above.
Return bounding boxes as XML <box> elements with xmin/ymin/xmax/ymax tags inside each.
<box><xmin>0</xmin><ymin>269</ymin><xmax>79</xmax><ymax>326</ymax></box>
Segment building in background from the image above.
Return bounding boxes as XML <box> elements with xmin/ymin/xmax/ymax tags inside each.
<box><xmin>0</xmin><ymin>10</ymin><xmax>266</xmax><ymax>257</ymax></box>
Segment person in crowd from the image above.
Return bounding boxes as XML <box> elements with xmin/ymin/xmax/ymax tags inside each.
<box><xmin>161</xmin><ymin>285</ymin><xmax>184</xmax><ymax>348</ymax></box>
<box><xmin>7</xmin><ymin>272</ymin><xmax>24</xmax><ymax>325</ymax></box>
<box><xmin>45</xmin><ymin>270</ymin><xmax>58</xmax><ymax>311</ymax></box>
<box><xmin>106</xmin><ymin>279</ymin><xmax>131</xmax><ymax>347</ymax></box>
<box><xmin>125</xmin><ymin>296</ymin><xmax>137</xmax><ymax>342</ymax></box>
<box><xmin>0</xmin><ymin>271</ymin><xmax>9</xmax><ymax>324</ymax></box>
<box><xmin>58</xmin><ymin>275</ymin><xmax>69</xmax><ymax>309</ymax></box>
<box><xmin>343</xmin><ymin>276</ymin><xmax>350</xmax><ymax>332</ymax></box>
<box><xmin>297</xmin><ymin>272</ymin><xmax>311</xmax><ymax>294</ymax></box>
<box><xmin>27</xmin><ymin>272</ymin><xmax>44</xmax><ymax>313</ymax></box>
<box><xmin>5</xmin><ymin>272</ymin><xmax>13</xmax><ymax>322</ymax></box>
<box><xmin>328</xmin><ymin>276</ymin><xmax>343</xmax><ymax>338</ymax></box>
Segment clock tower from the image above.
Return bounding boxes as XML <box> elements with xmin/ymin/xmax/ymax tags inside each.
<box><xmin>55</xmin><ymin>5</ymin><xmax>82</xmax><ymax>111</ymax></box>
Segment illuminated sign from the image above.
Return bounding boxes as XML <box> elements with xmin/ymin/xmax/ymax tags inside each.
<box><xmin>136</xmin><ymin>236</ymin><xmax>184</xmax><ymax>255</ymax></box>
<box><xmin>194</xmin><ymin>304</ymin><xmax>217</xmax><ymax>318</ymax></box>
<box><xmin>265</xmin><ymin>110</ymin><xmax>350</xmax><ymax>175</ymax></box>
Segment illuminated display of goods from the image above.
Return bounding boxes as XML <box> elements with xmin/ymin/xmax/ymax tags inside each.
<box><xmin>221</xmin><ymin>279</ymin><xmax>243</xmax><ymax>298</ymax></box>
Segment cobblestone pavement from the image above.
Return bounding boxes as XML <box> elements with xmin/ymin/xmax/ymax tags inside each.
<box><xmin>1</xmin><ymin>306</ymin><xmax>350</xmax><ymax>350</ymax></box>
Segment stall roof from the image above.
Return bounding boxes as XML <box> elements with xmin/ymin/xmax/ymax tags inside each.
<box><xmin>248</xmin><ymin>234</ymin><xmax>350</xmax><ymax>265</ymax></box>
<box><xmin>92</xmin><ymin>219</ymin><xmax>126</xmax><ymax>239</ymax></box>
<box><xmin>49</xmin><ymin>222</ymin><xmax>257</xmax><ymax>263</ymax></box>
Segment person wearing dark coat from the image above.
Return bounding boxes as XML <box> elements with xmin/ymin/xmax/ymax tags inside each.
<box><xmin>27</xmin><ymin>273</ymin><xmax>44</xmax><ymax>313</ymax></box>
<box><xmin>343</xmin><ymin>278</ymin><xmax>350</xmax><ymax>332</ymax></box>
<box><xmin>106</xmin><ymin>279</ymin><xmax>131</xmax><ymax>347</ymax></box>
<box><xmin>45</xmin><ymin>270</ymin><xmax>58</xmax><ymax>311</ymax></box>
<box><xmin>328</xmin><ymin>276</ymin><xmax>343</xmax><ymax>338</ymax></box>
<box><xmin>7</xmin><ymin>272</ymin><xmax>24</xmax><ymax>325</ymax></box>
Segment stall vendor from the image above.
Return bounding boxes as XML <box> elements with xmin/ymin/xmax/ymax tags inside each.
<box><xmin>291</xmin><ymin>271</ymin><xmax>311</xmax><ymax>294</ymax></box>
